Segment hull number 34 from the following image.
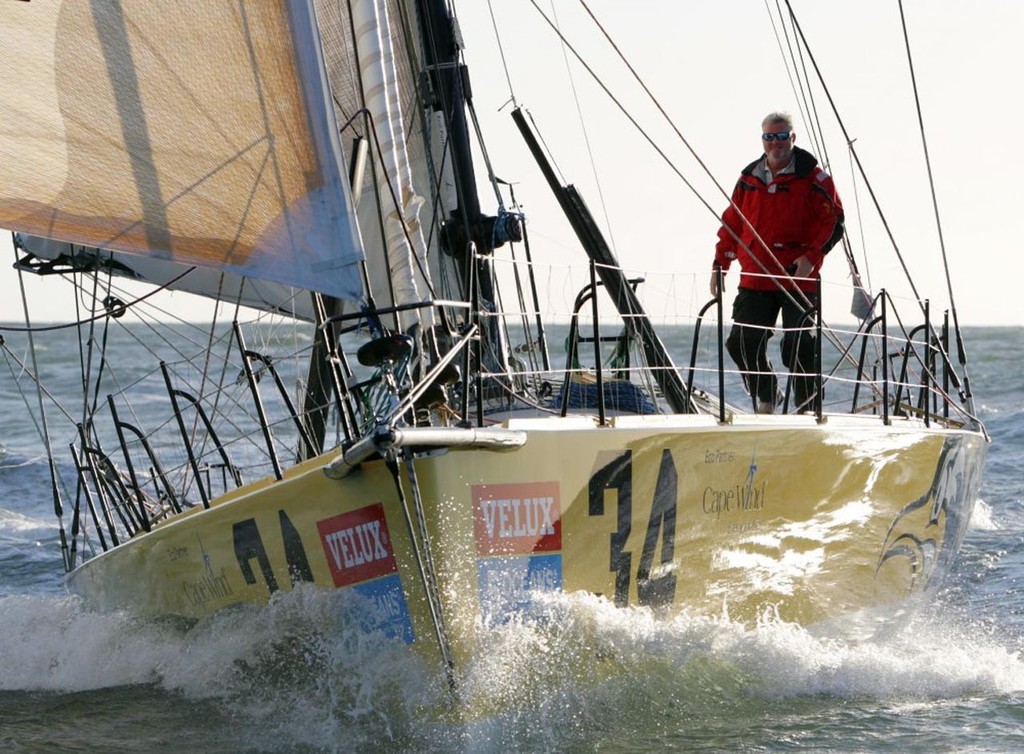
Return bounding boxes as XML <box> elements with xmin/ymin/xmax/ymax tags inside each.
<box><xmin>589</xmin><ymin>449</ymin><xmax>677</xmax><ymax>608</ymax></box>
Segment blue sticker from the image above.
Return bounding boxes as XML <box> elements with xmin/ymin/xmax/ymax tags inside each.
<box><xmin>477</xmin><ymin>553</ymin><xmax>563</xmax><ymax>624</ymax></box>
<box><xmin>352</xmin><ymin>573</ymin><xmax>414</xmax><ymax>644</ymax></box>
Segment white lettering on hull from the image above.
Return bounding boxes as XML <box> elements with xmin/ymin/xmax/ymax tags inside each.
<box><xmin>480</xmin><ymin>496</ymin><xmax>556</xmax><ymax>539</ymax></box>
<box><xmin>324</xmin><ymin>520</ymin><xmax>389</xmax><ymax>571</ymax></box>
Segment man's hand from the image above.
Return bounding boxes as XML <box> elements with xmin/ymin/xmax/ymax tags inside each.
<box><xmin>792</xmin><ymin>255</ymin><xmax>814</xmax><ymax>279</ymax></box>
<box><xmin>710</xmin><ymin>269</ymin><xmax>723</xmax><ymax>298</ymax></box>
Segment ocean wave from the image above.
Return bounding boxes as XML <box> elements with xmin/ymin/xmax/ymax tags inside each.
<box><xmin>1</xmin><ymin>586</ymin><xmax>1021</xmax><ymax>751</ymax></box>
<box><xmin>970</xmin><ymin>499</ymin><xmax>999</xmax><ymax>531</ymax></box>
<box><xmin>0</xmin><ymin>506</ymin><xmax>52</xmax><ymax>538</ymax></box>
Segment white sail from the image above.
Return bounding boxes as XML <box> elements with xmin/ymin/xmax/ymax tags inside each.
<box><xmin>0</xmin><ymin>1</ymin><xmax>364</xmax><ymax>302</ymax></box>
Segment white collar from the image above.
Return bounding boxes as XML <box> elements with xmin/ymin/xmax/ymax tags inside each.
<box><xmin>759</xmin><ymin>154</ymin><xmax>796</xmax><ymax>183</ymax></box>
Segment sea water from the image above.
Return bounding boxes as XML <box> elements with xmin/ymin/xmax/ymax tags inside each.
<box><xmin>0</xmin><ymin>326</ymin><xmax>1022</xmax><ymax>753</ymax></box>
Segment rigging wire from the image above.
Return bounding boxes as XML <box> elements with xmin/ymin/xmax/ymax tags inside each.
<box><xmin>527</xmin><ymin>0</ymin><xmax>919</xmax><ymax>407</ymax></box>
<box><xmin>483</xmin><ymin>0</ymin><xmax>518</xmax><ymax>110</ymax></box>
<box><xmin>779</xmin><ymin>1</ymin><xmax>921</xmax><ymax>305</ymax></box>
<box><xmin>896</xmin><ymin>0</ymin><xmax>971</xmax><ymax>384</ymax></box>
<box><xmin>464</xmin><ymin>84</ymin><xmax>508</xmax><ymax>210</ymax></box>
<box><xmin>788</xmin><ymin>10</ymin><xmax>830</xmax><ymax>172</ymax></box>
<box><xmin>0</xmin><ymin>337</ymin><xmax>79</xmax><ymax>426</ymax></box>
<box><xmin>569</xmin><ymin>0</ymin><xmax>820</xmax><ymax>318</ymax></box>
<box><xmin>558</xmin><ymin>1</ymin><xmax>830</xmax><ymax>339</ymax></box>
<box><xmin>392</xmin><ymin>0</ymin><xmax>460</xmax><ymax>318</ymax></box>
<box><xmin>188</xmin><ymin>275</ymin><xmax>244</xmax><ymax>485</ymax></box>
<box><xmin>766</xmin><ymin>0</ymin><xmax>825</xmax><ymax>164</ymax></box>
<box><xmin>417</xmin><ymin>0</ymin><xmax>482</xmax><ymax>308</ymax></box>
<box><xmin>3</xmin><ymin>258</ymin><xmax>268</xmax><ymax>510</ymax></box>
<box><xmin>341</xmin><ymin>3</ymin><xmax>402</xmax><ymax>333</ymax></box>
<box><xmin>779</xmin><ymin>0</ymin><xmax>972</xmax><ymax>409</ymax></box>
<box><xmin>14</xmin><ymin>253</ymin><xmax>303</xmax><ymax>495</ymax></box>
<box><xmin>13</xmin><ymin>254</ymin><xmax>70</xmax><ymax>570</ymax></box>
<box><xmin>523</xmin><ymin>0</ymin><xmax>719</xmax><ymax>220</ymax></box>
<box><xmin>86</xmin><ymin>266</ymin><xmax>121</xmax><ymax>431</ymax></box>
<box><xmin>767</xmin><ymin>1</ymin><xmax>875</xmax><ymax>341</ymax></box>
<box><xmin>393</xmin><ymin>0</ymin><xmax>461</xmax><ymax>334</ymax></box>
<box><xmin>547</xmin><ymin>0</ymin><xmax>618</xmax><ymax>254</ymax></box>
<box><xmin>846</xmin><ymin>146</ymin><xmax>874</xmax><ymax>295</ymax></box>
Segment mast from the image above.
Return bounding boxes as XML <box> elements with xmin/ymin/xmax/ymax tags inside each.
<box><xmin>412</xmin><ymin>0</ymin><xmax>525</xmax><ymax>390</ymax></box>
<box><xmin>414</xmin><ymin>0</ymin><xmax>486</xmax><ymax>299</ymax></box>
<box><xmin>413</xmin><ymin>1</ymin><xmax>522</xmax><ymax>297</ymax></box>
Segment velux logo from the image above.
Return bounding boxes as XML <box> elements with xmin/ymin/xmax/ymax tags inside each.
<box><xmin>317</xmin><ymin>503</ymin><xmax>397</xmax><ymax>587</ymax></box>
<box><xmin>473</xmin><ymin>481</ymin><xmax>561</xmax><ymax>556</ymax></box>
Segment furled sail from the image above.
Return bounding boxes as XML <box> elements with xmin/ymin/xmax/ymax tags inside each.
<box><xmin>0</xmin><ymin>1</ymin><xmax>364</xmax><ymax>302</ymax></box>
<box><xmin>351</xmin><ymin>0</ymin><xmax>435</xmax><ymax>329</ymax></box>
<box><xmin>316</xmin><ymin>0</ymin><xmax>447</xmax><ymax>327</ymax></box>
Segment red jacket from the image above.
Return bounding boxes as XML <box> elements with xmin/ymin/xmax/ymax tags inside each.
<box><xmin>714</xmin><ymin>146</ymin><xmax>844</xmax><ymax>292</ymax></box>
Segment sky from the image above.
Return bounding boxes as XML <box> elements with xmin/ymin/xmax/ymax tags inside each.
<box><xmin>2</xmin><ymin>0</ymin><xmax>1021</xmax><ymax>326</ymax></box>
<box><xmin>452</xmin><ymin>0</ymin><xmax>1022</xmax><ymax>328</ymax></box>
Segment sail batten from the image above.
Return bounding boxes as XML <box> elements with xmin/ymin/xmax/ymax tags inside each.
<box><xmin>0</xmin><ymin>0</ymin><xmax>364</xmax><ymax>302</ymax></box>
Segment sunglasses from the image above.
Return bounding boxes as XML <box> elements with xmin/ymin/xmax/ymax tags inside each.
<box><xmin>762</xmin><ymin>131</ymin><xmax>792</xmax><ymax>142</ymax></box>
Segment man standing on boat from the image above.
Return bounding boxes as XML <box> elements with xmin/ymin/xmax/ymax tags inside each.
<box><xmin>712</xmin><ymin>111</ymin><xmax>845</xmax><ymax>413</ymax></box>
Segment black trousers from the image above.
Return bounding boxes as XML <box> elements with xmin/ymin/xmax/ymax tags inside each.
<box><xmin>726</xmin><ymin>287</ymin><xmax>818</xmax><ymax>411</ymax></box>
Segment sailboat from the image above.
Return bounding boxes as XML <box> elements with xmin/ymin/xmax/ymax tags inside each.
<box><xmin>0</xmin><ymin>0</ymin><xmax>987</xmax><ymax>692</ymax></box>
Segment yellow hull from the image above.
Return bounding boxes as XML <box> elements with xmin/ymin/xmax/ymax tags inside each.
<box><xmin>67</xmin><ymin>412</ymin><xmax>987</xmax><ymax>672</ymax></box>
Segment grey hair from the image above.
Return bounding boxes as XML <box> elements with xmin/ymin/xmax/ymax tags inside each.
<box><xmin>761</xmin><ymin>111</ymin><xmax>794</xmax><ymax>130</ymax></box>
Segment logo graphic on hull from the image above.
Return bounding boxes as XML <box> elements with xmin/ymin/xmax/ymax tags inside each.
<box><xmin>317</xmin><ymin>503</ymin><xmax>413</xmax><ymax>643</ymax></box>
<box><xmin>701</xmin><ymin>443</ymin><xmax>768</xmax><ymax>520</ymax></box>
<box><xmin>473</xmin><ymin>482</ymin><xmax>563</xmax><ymax>624</ymax></box>
<box><xmin>318</xmin><ymin>502</ymin><xmax>397</xmax><ymax>587</ymax></box>
<box><xmin>877</xmin><ymin>436</ymin><xmax>984</xmax><ymax>589</ymax></box>
<box><xmin>473</xmin><ymin>481</ymin><xmax>561</xmax><ymax>555</ymax></box>
<box><xmin>182</xmin><ymin>567</ymin><xmax>234</xmax><ymax>608</ymax></box>
<box><xmin>351</xmin><ymin>576</ymin><xmax>415</xmax><ymax>644</ymax></box>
